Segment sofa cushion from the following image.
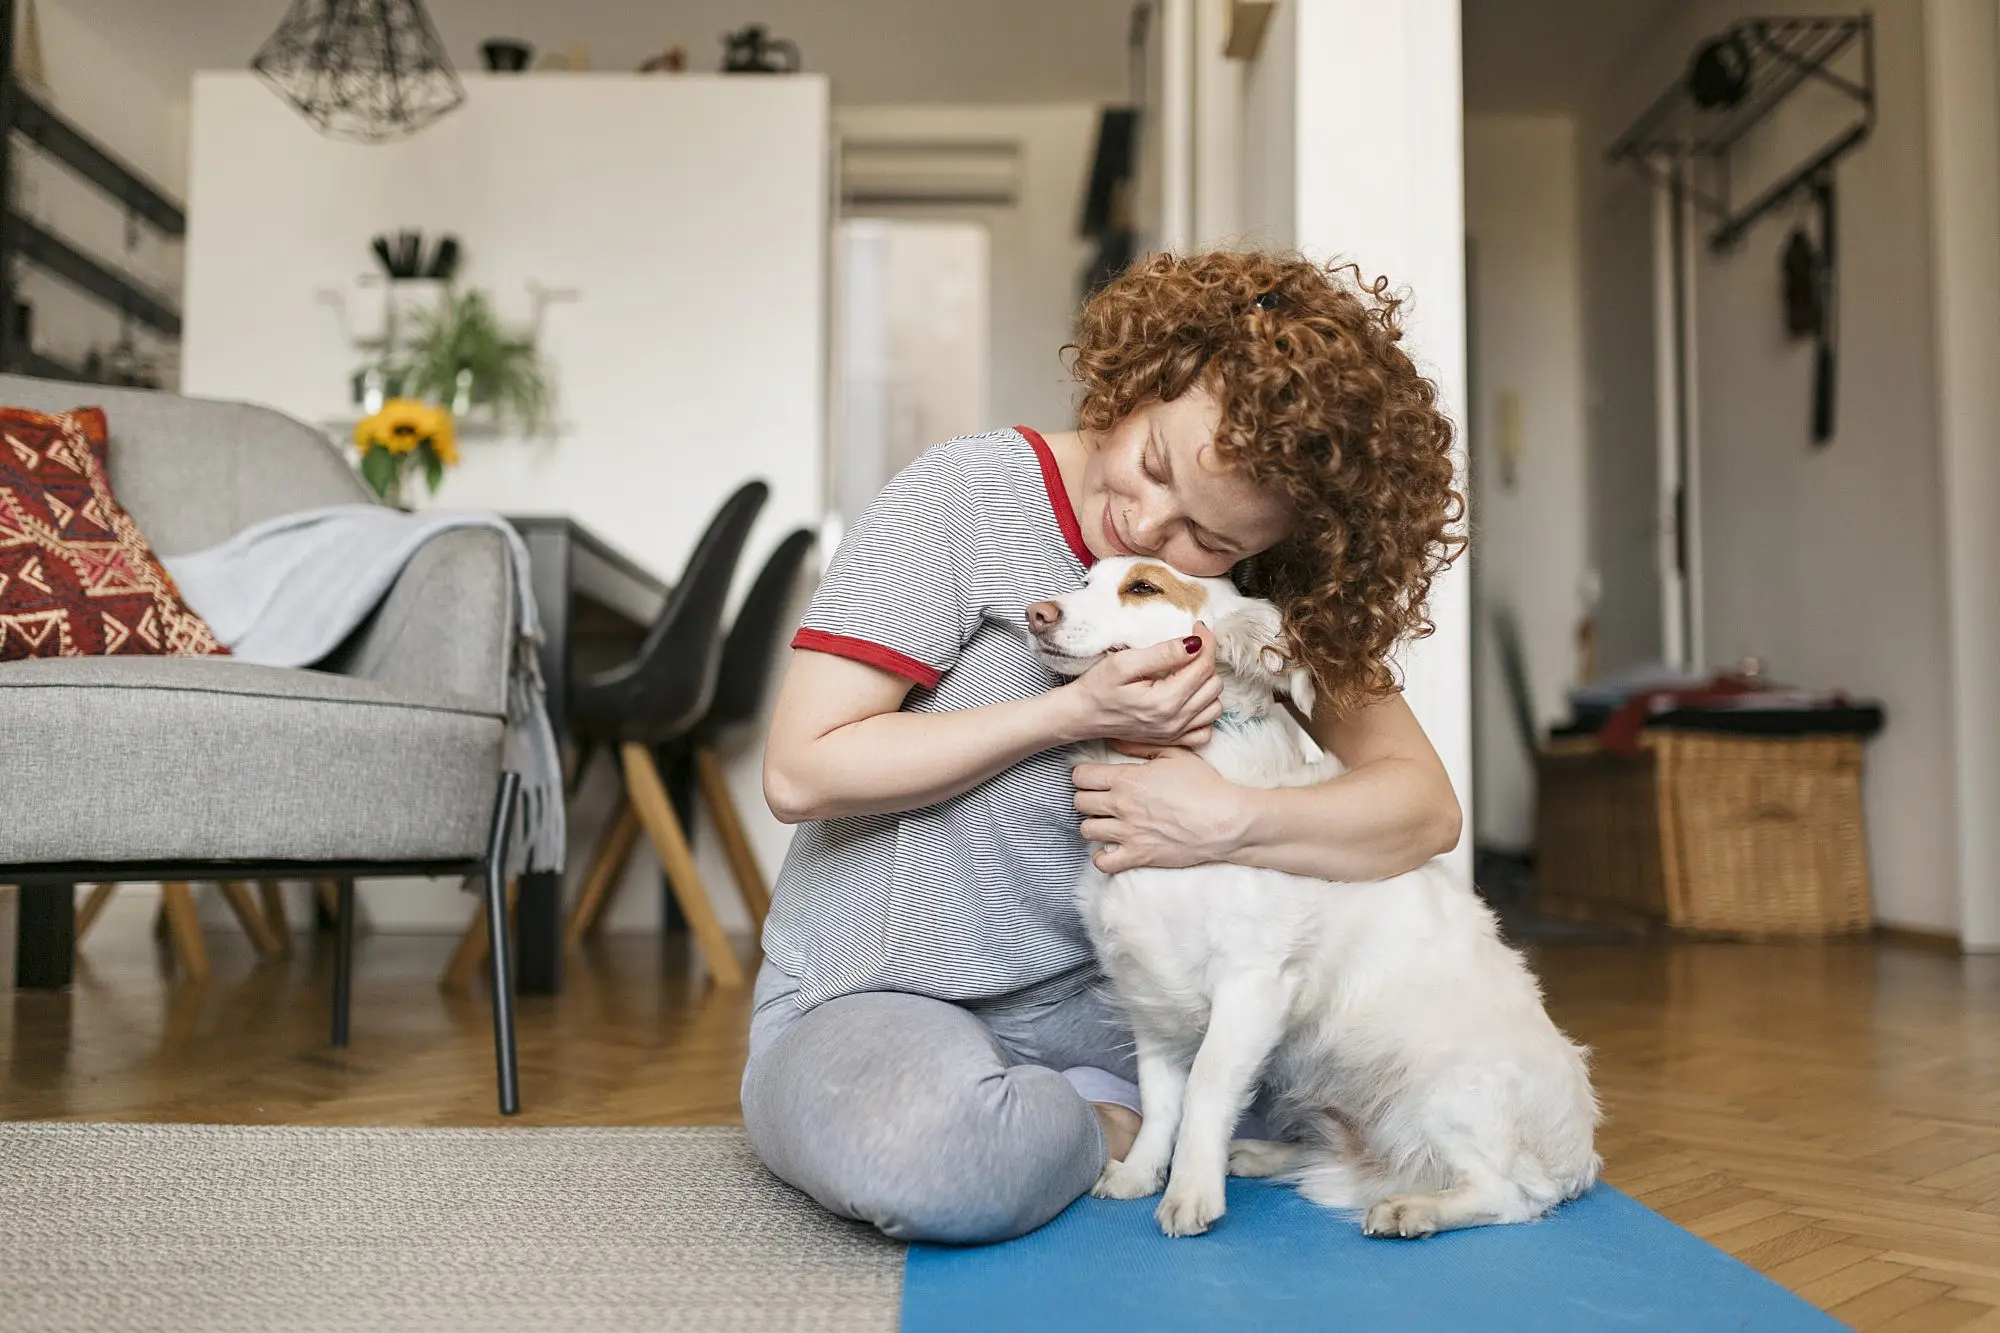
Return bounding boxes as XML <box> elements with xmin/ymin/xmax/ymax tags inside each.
<box><xmin>0</xmin><ymin>405</ymin><xmax>227</xmax><ymax>661</ymax></box>
<box><xmin>0</xmin><ymin>657</ymin><xmax>505</xmax><ymax>866</ymax></box>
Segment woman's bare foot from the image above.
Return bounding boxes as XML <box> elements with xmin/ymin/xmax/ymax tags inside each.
<box><xmin>1092</xmin><ymin>1101</ymin><xmax>1141</xmax><ymax>1161</ymax></box>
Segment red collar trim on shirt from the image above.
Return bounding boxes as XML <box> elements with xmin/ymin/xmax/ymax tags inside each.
<box><xmin>1017</xmin><ymin>425</ymin><xmax>1094</xmax><ymax>568</ymax></box>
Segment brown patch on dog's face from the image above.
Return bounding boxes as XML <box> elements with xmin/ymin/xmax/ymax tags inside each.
<box><xmin>1118</xmin><ymin>562</ymin><xmax>1207</xmax><ymax>615</ymax></box>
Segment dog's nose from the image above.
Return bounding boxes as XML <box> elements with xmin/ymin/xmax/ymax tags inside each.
<box><xmin>1026</xmin><ymin>600</ymin><xmax>1062</xmax><ymax>633</ymax></box>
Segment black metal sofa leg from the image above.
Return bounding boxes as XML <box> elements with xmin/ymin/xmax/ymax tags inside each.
<box><xmin>330</xmin><ymin>879</ymin><xmax>356</xmax><ymax>1047</ymax></box>
<box><xmin>16</xmin><ymin>883</ymin><xmax>75</xmax><ymax>989</ymax></box>
<box><xmin>484</xmin><ymin>771</ymin><xmax>523</xmax><ymax>1116</ymax></box>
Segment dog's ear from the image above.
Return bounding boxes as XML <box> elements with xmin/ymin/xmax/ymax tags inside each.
<box><xmin>1284</xmin><ymin>661</ymin><xmax>1317</xmax><ymax>720</ymax></box>
<box><xmin>1210</xmin><ymin>597</ymin><xmax>1283</xmax><ymax>681</ymax></box>
<box><xmin>1211</xmin><ymin>597</ymin><xmax>1318</xmax><ymax>716</ymax></box>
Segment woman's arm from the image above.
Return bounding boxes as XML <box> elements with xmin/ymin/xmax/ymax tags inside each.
<box><xmin>1072</xmin><ymin>690</ymin><xmax>1461</xmax><ymax>880</ymax></box>
<box><xmin>763</xmin><ymin>637</ymin><xmax>1225</xmax><ymax>824</ymax></box>
<box><xmin>1236</xmin><ymin>692</ymin><xmax>1462</xmax><ymax>878</ymax></box>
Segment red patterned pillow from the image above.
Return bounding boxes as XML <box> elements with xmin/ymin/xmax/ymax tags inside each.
<box><xmin>0</xmin><ymin>405</ymin><xmax>227</xmax><ymax>659</ymax></box>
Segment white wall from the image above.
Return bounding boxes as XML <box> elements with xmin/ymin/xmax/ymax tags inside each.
<box><xmin>1923</xmin><ymin>0</ymin><xmax>2000</xmax><ymax>951</ymax></box>
<box><xmin>834</xmin><ymin>104</ymin><xmax>1099</xmax><ymax>439</ymax></box>
<box><xmin>1464</xmin><ymin>116</ymin><xmax>1590</xmax><ymax>851</ymax></box>
<box><xmin>1235</xmin><ymin>0</ymin><xmax>1297</xmax><ymax>249</ymax></box>
<box><xmin>181</xmin><ymin>71</ymin><xmax>830</xmax><ymax>934</ymax></box>
<box><xmin>1579</xmin><ymin>0</ymin><xmax>1956</xmax><ymax>933</ymax></box>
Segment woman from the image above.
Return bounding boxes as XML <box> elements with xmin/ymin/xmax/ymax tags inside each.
<box><xmin>744</xmin><ymin>250</ymin><xmax>1464</xmax><ymax>1243</ymax></box>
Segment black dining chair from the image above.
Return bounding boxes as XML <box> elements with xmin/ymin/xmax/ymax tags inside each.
<box><xmin>565</xmin><ymin>526</ymin><xmax>816</xmax><ymax>950</ymax></box>
<box><xmin>445</xmin><ymin>481</ymin><xmax>770</xmax><ymax>991</ymax></box>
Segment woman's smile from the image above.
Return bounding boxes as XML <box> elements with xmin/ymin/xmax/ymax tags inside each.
<box><xmin>1100</xmin><ymin>502</ymin><xmax>1138</xmax><ymax>557</ymax></box>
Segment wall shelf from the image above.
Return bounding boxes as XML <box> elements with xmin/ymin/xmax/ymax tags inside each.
<box><xmin>1607</xmin><ymin>14</ymin><xmax>1874</xmax><ymax>251</ymax></box>
<box><xmin>11</xmin><ymin>86</ymin><xmax>185</xmax><ymax>238</ymax></box>
<box><xmin>0</xmin><ymin>0</ymin><xmax>187</xmax><ymax>378</ymax></box>
<box><xmin>4</xmin><ymin>212</ymin><xmax>181</xmax><ymax>337</ymax></box>
<box><xmin>13</xmin><ymin>346</ymin><xmax>87</xmax><ymax>382</ymax></box>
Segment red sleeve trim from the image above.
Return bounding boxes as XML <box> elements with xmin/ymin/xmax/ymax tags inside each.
<box><xmin>1016</xmin><ymin>425</ymin><xmax>1095</xmax><ymax>568</ymax></box>
<box><xmin>792</xmin><ymin>628</ymin><xmax>944</xmax><ymax>690</ymax></box>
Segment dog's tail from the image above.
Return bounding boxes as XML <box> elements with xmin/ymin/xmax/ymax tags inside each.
<box><xmin>1288</xmin><ymin>1147</ymin><xmax>1373</xmax><ymax>1211</ymax></box>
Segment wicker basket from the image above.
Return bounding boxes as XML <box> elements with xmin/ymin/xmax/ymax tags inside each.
<box><xmin>1533</xmin><ymin>730</ymin><xmax>1871</xmax><ymax>937</ymax></box>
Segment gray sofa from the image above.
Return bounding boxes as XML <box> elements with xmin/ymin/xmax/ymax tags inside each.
<box><xmin>0</xmin><ymin>375</ymin><xmax>527</xmax><ymax>1113</ymax></box>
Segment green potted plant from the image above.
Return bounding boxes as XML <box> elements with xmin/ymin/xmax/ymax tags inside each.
<box><xmin>385</xmin><ymin>287</ymin><xmax>556</xmax><ymax>438</ymax></box>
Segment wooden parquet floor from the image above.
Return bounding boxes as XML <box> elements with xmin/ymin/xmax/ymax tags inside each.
<box><xmin>4</xmin><ymin>891</ymin><xmax>1998</xmax><ymax>1330</ymax></box>
<box><xmin>1539</xmin><ymin>940</ymin><xmax>2000</xmax><ymax>1332</ymax></box>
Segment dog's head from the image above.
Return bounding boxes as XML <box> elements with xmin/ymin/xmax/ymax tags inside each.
<box><xmin>1025</xmin><ymin>556</ymin><xmax>1315</xmax><ymax>718</ymax></box>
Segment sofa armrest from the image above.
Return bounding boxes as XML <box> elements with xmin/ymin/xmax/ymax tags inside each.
<box><xmin>322</xmin><ymin>526</ymin><xmax>515</xmax><ymax>715</ymax></box>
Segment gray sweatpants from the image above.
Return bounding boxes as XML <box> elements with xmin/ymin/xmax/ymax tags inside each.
<box><xmin>741</xmin><ymin>960</ymin><xmax>1138</xmax><ymax>1244</ymax></box>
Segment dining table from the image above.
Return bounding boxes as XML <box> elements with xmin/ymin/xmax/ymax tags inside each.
<box><xmin>505</xmin><ymin>514</ymin><xmax>671</xmax><ymax>995</ymax></box>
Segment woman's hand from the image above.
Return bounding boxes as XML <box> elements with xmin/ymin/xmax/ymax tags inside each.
<box><xmin>1072</xmin><ymin>746</ymin><xmax>1245</xmax><ymax>874</ymax></box>
<box><xmin>1060</xmin><ymin>624</ymin><xmax>1222</xmax><ymax>747</ymax></box>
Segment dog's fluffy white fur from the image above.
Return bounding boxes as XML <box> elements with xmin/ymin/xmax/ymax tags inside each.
<box><xmin>1031</xmin><ymin>557</ymin><xmax>1600</xmax><ymax>1240</ymax></box>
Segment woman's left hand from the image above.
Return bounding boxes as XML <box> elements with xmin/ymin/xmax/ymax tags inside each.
<box><xmin>1072</xmin><ymin>745</ymin><xmax>1245</xmax><ymax>874</ymax></box>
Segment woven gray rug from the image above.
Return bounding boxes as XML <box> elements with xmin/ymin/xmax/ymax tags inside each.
<box><xmin>0</xmin><ymin>1123</ymin><xmax>903</xmax><ymax>1333</ymax></box>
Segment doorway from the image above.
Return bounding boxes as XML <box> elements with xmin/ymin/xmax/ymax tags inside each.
<box><xmin>833</xmin><ymin>218</ymin><xmax>992</xmax><ymax>525</ymax></box>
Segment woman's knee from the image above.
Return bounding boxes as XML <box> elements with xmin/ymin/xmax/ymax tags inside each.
<box><xmin>864</xmin><ymin>1062</ymin><xmax>1105</xmax><ymax>1242</ymax></box>
<box><xmin>742</xmin><ymin>995</ymin><xmax>1105</xmax><ymax>1243</ymax></box>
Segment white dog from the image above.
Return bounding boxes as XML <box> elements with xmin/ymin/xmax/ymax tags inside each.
<box><xmin>1029</xmin><ymin>556</ymin><xmax>1600</xmax><ymax>1240</ymax></box>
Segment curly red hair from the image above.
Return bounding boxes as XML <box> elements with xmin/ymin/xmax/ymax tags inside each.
<box><xmin>1067</xmin><ymin>251</ymin><xmax>1464</xmax><ymax>715</ymax></box>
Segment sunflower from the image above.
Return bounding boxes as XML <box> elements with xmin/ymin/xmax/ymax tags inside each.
<box><xmin>356</xmin><ymin>398</ymin><xmax>443</xmax><ymax>455</ymax></box>
<box><xmin>352</xmin><ymin>398</ymin><xmax>461</xmax><ymax>504</ymax></box>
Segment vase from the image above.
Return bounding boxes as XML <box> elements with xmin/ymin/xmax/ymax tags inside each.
<box><xmin>372</xmin><ymin>469</ymin><xmax>405</xmax><ymax>510</ymax></box>
<box><xmin>482</xmin><ymin>39</ymin><xmax>533</xmax><ymax>72</ymax></box>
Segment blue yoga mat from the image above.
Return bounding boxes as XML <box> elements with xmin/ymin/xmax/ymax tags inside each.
<box><xmin>902</xmin><ymin>1181</ymin><xmax>1841</xmax><ymax>1332</ymax></box>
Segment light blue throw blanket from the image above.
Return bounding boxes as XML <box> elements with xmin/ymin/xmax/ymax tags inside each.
<box><xmin>163</xmin><ymin>505</ymin><xmax>564</xmax><ymax>875</ymax></box>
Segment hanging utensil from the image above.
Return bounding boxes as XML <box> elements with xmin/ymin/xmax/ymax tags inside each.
<box><xmin>1809</xmin><ymin>173</ymin><xmax>1837</xmax><ymax>446</ymax></box>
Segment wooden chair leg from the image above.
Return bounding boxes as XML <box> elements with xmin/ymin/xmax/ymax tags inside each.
<box><xmin>621</xmin><ymin>742</ymin><xmax>746</xmax><ymax>988</ymax></box>
<box><xmin>564</xmin><ymin>799</ymin><xmax>642</xmax><ymax>948</ymax></box>
<box><xmin>75</xmin><ymin>884</ymin><xmax>117</xmax><ymax>944</ymax></box>
<box><xmin>314</xmin><ymin>878</ymin><xmax>370</xmax><ymax>936</ymax></box>
<box><xmin>257</xmin><ymin>881</ymin><xmax>293</xmax><ymax>956</ymax></box>
<box><xmin>218</xmin><ymin>881</ymin><xmax>286</xmax><ymax>957</ymax></box>
<box><xmin>442</xmin><ymin>878</ymin><xmax>517</xmax><ymax>992</ymax></box>
<box><xmin>695</xmin><ymin>744</ymin><xmax>771</xmax><ymax>933</ymax></box>
<box><xmin>159</xmin><ymin>881</ymin><xmax>210</xmax><ymax>982</ymax></box>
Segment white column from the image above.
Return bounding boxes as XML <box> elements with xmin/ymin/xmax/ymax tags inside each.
<box><xmin>1191</xmin><ymin>0</ymin><xmax>1243</xmax><ymax>246</ymax></box>
<box><xmin>1156</xmin><ymin>0</ymin><xmax>1197</xmax><ymax>252</ymax></box>
<box><xmin>1925</xmin><ymin>0</ymin><xmax>2000</xmax><ymax>950</ymax></box>
<box><xmin>1651</xmin><ymin>174</ymin><xmax>1688</xmax><ymax>671</ymax></box>
<box><xmin>1290</xmin><ymin>0</ymin><xmax>1473</xmax><ymax>887</ymax></box>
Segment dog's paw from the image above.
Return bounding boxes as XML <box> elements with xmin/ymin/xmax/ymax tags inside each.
<box><xmin>1362</xmin><ymin>1196</ymin><xmax>1439</xmax><ymax>1240</ymax></box>
<box><xmin>1227</xmin><ymin>1139</ymin><xmax>1300</xmax><ymax>1178</ymax></box>
<box><xmin>1155</xmin><ymin>1178</ymin><xmax>1226</xmax><ymax>1237</ymax></box>
<box><xmin>1093</xmin><ymin>1157</ymin><xmax>1166</xmax><ymax>1200</ymax></box>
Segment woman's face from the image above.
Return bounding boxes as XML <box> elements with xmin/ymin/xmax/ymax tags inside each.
<box><xmin>1076</xmin><ymin>387</ymin><xmax>1294</xmax><ymax>578</ymax></box>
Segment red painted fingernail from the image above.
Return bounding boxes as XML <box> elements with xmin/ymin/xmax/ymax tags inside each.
<box><xmin>1183</xmin><ymin>636</ymin><xmax>1201</xmax><ymax>653</ymax></box>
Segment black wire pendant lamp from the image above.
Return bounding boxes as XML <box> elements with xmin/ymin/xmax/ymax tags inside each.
<box><xmin>251</xmin><ymin>0</ymin><xmax>466</xmax><ymax>145</ymax></box>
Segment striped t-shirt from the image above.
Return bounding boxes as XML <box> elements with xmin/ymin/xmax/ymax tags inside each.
<box><xmin>760</xmin><ymin>426</ymin><xmax>1099</xmax><ymax>1012</ymax></box>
